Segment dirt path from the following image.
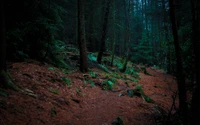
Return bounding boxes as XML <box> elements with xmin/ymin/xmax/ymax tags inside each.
<box><xmin>0</xmin><ymin>61</ymin><xmax>178</xmax><ymax>125</ymax></box>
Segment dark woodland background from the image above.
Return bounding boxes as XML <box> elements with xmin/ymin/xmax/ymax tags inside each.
<box><xmin>0</xmin><ymin>0</ymin><xmax>200</xmax><ymax>124</ymax></box>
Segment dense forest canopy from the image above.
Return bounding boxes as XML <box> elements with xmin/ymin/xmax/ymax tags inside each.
<box><xmin>0</xmin><ymin>0</ymin><xmax>200</xmax><ymax>124</ymax></box>
<box><xmin>1</xmin><ymin>0</ymin><xmax>192</xmax><ymax>72</ymax></box>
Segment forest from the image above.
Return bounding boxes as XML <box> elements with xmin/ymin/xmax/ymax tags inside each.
<box><xmin>0</xmin><ymin>0</ymin><xmax>200</xmax><ymax>125</ymax></box>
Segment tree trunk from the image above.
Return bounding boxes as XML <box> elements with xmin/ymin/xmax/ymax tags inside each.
<box><xmin>123</xmin><ymin>0</ymin><xmax>128</xmax><ymax>58</ymax></box>
<box><xmin>97</xmin><ymin>0</ymin><xmax>112</xmax><ymax>64</ymax></box>
<box><xmin>111</xmin><ymin>0</ymin><xmax>116</xmax><ymax>67</ymax></box>
<box><xmin>121</xmin><ymin>0</ymin><xmax>131</xmax><ymax>73</ymax></box>
<box><xmin>88</xmin><ymin>0</ymin><xmax>95</xmax><ymax>52</ymax></box>
<box><xmin>169</xmin><ymin>0</ymin><xmax>188</xmax><ymax>124</ymax></box>
<box><xmin>78</xmin><ymin>0</ymin><xmax>88</xmax><ymax>73</ymax></box>
<box><xmin>190</xmin><ymin>0</ymin><xmax>200</xmax><ymax>124</ymax></box>
<box><xmin>0</xmin><ymin>1</ymin><xmax>18</xmax><ymax>90</ymax></box>
<box><xmin>0</xmin><ymin>0</ymin><xmax>6</xmax><ymax>71</ymax></box>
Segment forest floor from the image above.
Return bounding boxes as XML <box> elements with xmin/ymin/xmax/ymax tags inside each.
<box><xmin>0</xmin><ymin>59</ymin><xmax>181</xmax><ymax>125</ymax></box>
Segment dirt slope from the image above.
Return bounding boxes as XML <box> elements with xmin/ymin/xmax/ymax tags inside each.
<box><xmin>0</xmin><ymin>60</ymin><xmax>178</xmax><ymax>125</ymax></box>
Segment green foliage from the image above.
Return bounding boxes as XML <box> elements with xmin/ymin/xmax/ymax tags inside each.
<box><xmin>99</xmin><ymin>64</ymin><xmax>109</xmax><ymax>72</ymax></box>
<box><xmin>125</xmin><ymin>68</ymin><xmax>134</xmax><ymax>75</ymax></box>
<box><xmin>135</xmin><ymin>85</ymin><xmax>154</xmax><ymax>103</ymax></box>
<box><xmin>115</xmin><ymin>59</ymin><xmax>124</xmax><ymax>69</ymax></box>
<box><xmin>75</xmin><ymin>88</ymin><xmax>80</xmax><ymax>93</ymax></box>
<box><xmin>83</xmin><ymin>75</ymin><xmax>95</xmax><ymax>87</ymax></box>
<box><xmin>135</xmin><ymin>85</ymin><xmax>143</xmax><ymax>93</ymax></box>
<box><xmin>89</xmin><ymin>71</ymin><xmax>98</xmax><ymax>78</ymax></box>
<box><xmin>88</xmin><ymin>53</ymin><xmax>97</xmax><ymax>62</ymax></box>
<box><xmin>5</xmin><ymin>0</ymin><xmax>69</xmax><ymax>67</ymax></box>
<box><xmin>88</xmin><ymin>80</ymin><xmax>95</xmax><ymax>87</ymax></box>
<box><xmin>111</xmin><ymin>73</ymin><xmax>122</xmax><ymax>79</ymax></box>
<box><xmin>143</xmin><ymin>95</ymin><xmax>154</xmax><ymax>103</ymax></box>
<box><xmin>107</xmin><ymin>80</ymin><xmax>114</xmax><ymax>90</ymax></box>
<box><xmin>110</xmin><ymin>77</ymin><xmax>117</xmax><ymax>83</ymax></box>
<box><xmin>131</xmin><ymin>31</ymin><xmax>153</xmax><ymax>65</ymax></box>
<box><xmin>102</xmin><ymin>77</ymin><xmax>116</xmax><ymax>90</ymax></box>
<box><xmin>105</xmin><ymin>73</ymin><xmax>110</xmax><ymax>78</ymax></box>
<box><xmin>50</xmin><ymin>107</ymin><xmax>57</xmax><ymax>116</ymax></box>
<box><xmin>61</xmin><ymin>77</ymin><xmax>71</xmax><ymax>86</ymax></box>
<box><xmin>124</xmin><ymin>68</ymin><xmax>139</xmax><ymax>79</ymax></box>
<box><xmin>51</xmin><ymin>55</ymin><xmax>69</xmax><ymax>69</ymax></box>
<box><xmin>48</xmin><ymin>67</ymin><xmax>54</xmax><ymax>71</ymax></box>
<box><xmin>141</xmin><ymin>66</ymin><xmax>151</xmax><ymax>75</ymax></box>
<box><xmin>132</xmin><ymin>72</ymin><xmax>139</xmax><ymax>79</ymax></box>
<box><xmin>50</xmin><ymin>89</ymin><xmax>59</xmax><ymax>95</ymax></box>
<box><xmin>129</xmin><ymin>78</ymin><xmax>138</xmax><ymax>82</ymax></box>
<box><xmin>46</xmin><ymin>40</ymin><xmax>69</xmax><ymax>69</ymax></box>
<box><xmin>127</xmin><ymin>89</ymin><xmax>134</xmax><ymax>98</ymax></box>
<box><xmin>62</xmin><ymin>69</ymin><xmax>68</xmax><ymax>74</ymax></box>
<box><xmin>112</xmin><ymin>117</ymin><xmax>124</xmax><ymax>125</ymax></box>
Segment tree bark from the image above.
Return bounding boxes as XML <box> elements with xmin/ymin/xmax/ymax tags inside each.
<box><xmin>190</xmin><ymin>0</ymin><xmax>200</xmax><ymax>124</ymax></box>
<box><xmin>121</xmin><ymin>0</ymin><xmax>131</xmax><ymax>73</ymax></box>
<box><xmin>169</xmin><ymin>0</ymin><xmax>188</xmax><ymax>124</ymax></box>
<box><xmin>0</xmin><ymin>0</ymin><xmax>6</xmax><ymax>71</ymax></box>
<box><xmin>78</xmin><ymin>0</ymin><xmax>88</xmax><ymax>72</ymax></box>
<box><xmin>97</xmin><ymin>0</ymin><xmax>112</xmax><ymax>64</ymax></box>
<box><xmin>0</xmin><ymin>1</ymin><xmax>18</xmax><ymax>90</ymax></box>
<box><xmin>111</xmin><ymin>0</ymin><xmax>116</xmax><ymax>67</ymax></box>
<box><xmin>123</xmin><ymin>0</ymin><xmax>128</xmax><ymax>58</ymax></box>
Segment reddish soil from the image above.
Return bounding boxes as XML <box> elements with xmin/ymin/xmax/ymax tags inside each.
<box><xmin>0</xmin><ymin>60</ymin><xmax>179</xmax><ymax>125</ymax></box>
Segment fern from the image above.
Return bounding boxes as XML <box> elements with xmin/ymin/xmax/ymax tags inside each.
<box><xmin>61</xmin><ymin>77</ymin><xmax>71</xmax><ymax>86</ymax></box>
<box><xmin>103</xmin><ymin>80</ymin><xmax>114</xmax><ymax>90</ymax></box>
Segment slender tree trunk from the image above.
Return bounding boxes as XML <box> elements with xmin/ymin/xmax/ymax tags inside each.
<box><xmin>169</xmin><ymin>0</ymin><xmax>188</xmax><ymax>124</ymax></box>
<box><xmin>88</xmin><ymin>0</ymin><xmax>94</xmax><ymax>52</ymax></box>
<box><xmin>121</xmin><ymin>0</ymin><xmax>131</xmax><ymax>73</ymax></box>
<box><xmin>123</xmin><ymin>0</ymin><xmax>128</xmax><ymax>58</ymax></box>
<box><xmin>145</xmin><ymin>0</ymin><xmax>148</xmax><ymax>30</ymax></box>
<box><xmin>111</xmin><ymin>0</ymin><xmax>116</xmax><ymax>67</ymax></box>
<box><xmin>162</xmin><ymin>0</ymin><xmax>171</xmax><ymax>73</ymax></box>
<box><xmin>0</xmin><ymin>0</ymin><xmax>6</xmax><ymax>72</ymax></box>
<box><xmin>0</xmin><ymin>1</ymin><xmax>18</xmax><ymax>90</ymax></box>
<box><xmin>190</xmin><ymin>0</ymin><xmax>200</xmax><ymax>124</ymax></box>
<box><xmin>78</xmin><ymin>0</ymin><xmax>88</xmax><ymax>72</ymax></box>
<box><xmin>97</xmin><ymin>0</ymin><xmax>112</xmax><ymax>64</ymax></box>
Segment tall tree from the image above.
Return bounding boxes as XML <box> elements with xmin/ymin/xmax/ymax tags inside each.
<box><xmin>0</xmin><ymin>0</ymin><xmax>6</xmax><ymax>72</ymax></box>
<box><xmin>169</xmin><ymin>0</ymin><xmax>188</xmax><ymax>124</ymax></box>
<box><xmin>123</xmin><ymin>0</ymin><xmax>128</xmax><ymax>58</ymax></box>
<box><xmin>162</xmin><ymin>0</ymin><xmax>172</xmax><ymax>73</ymax></box>
<box><xmin>87</xmin><ymin>0</ymin><xmax>95</xmax><ymax>52</ymax></box>
<box><xmin>111</xmin><ymin>0</ymin><xmax>116</xmax><ymax>67</ymax></box>
<box><xmin>78</xmin><ymin>0</ymin><xmax>88</xmax><ymax>72</ymax></box>
<box><xmin>0</xmin><ymin>0</ymin><xmax>17</xmax><ymax>90</ymax></box>
<box><xmin>121</xmin><ymin>0</ymin><xmax>131</xmax><ymax>72</ymax></box>
<box><xmin>97</xmin><ymin>0</ymin><xmax>112</xmax><ymax>64</ymax></box>
<box><xmin>190</xmin><ymin>0</ymin><xmax>200</xmax><ymax>124</ymax></box>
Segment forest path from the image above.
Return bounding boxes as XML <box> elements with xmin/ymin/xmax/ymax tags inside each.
<box><xmin>0</xmin><ymin>60</ymin><xmax>178</xmax><ymax>125</ymax></box>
